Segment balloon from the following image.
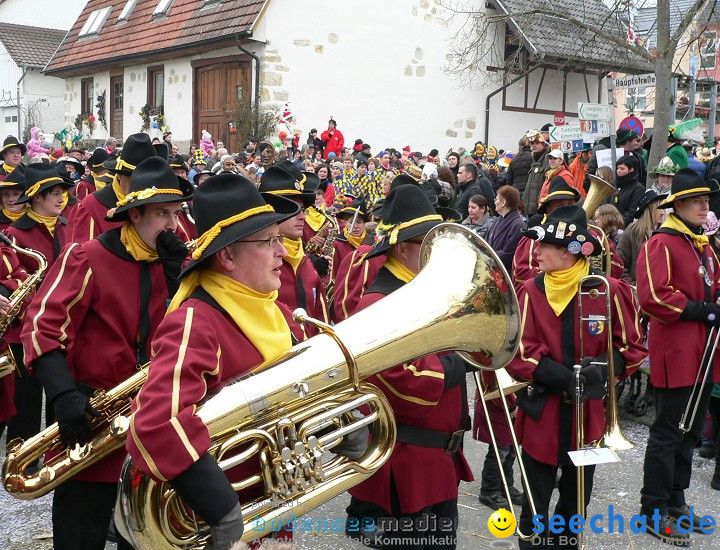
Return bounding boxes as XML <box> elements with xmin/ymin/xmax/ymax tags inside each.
<box><xmin>152</xmin><ymin>122</ymin><xmax>158</xmax><ymax>129</ymax></box>
<box><xmin>88</xmin><ymin>115</ymin><xmax>96</xmax><ymax>122</ymax></box>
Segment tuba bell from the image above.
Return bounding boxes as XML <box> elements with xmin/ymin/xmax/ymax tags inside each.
<box><xmin>583</xmin><ymin>174</ymin><xmax>616</xmax><ymax>219</ymax></box>
<box><xmin>114</xmin><ymin>223</ymin><xmax>521</xmax><ymax>548</ymax></box>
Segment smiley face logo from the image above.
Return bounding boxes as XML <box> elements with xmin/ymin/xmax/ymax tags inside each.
<box><xmin>487</xmin><ymin>508</ymin><xmax>516</xmax><ymax>538</ymax></box>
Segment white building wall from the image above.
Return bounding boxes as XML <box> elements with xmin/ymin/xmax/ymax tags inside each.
<box><xmin>124</xmin><ymin>65</ymin><xmax>149</xmax><ymax>139</ymax></box>
<box><xmin>22</xmin><ymin>68</ymin><xmax>65</xmax><ymax>140</ymax></box>
<box><xmin>0</xmin><ymin>0</ymin><xmax>85</xmax><ymax>30</ymax></box>
<box><xmin>0</xmin><ymin>41</ymin><xmax>22</xmax><ymax>108</ymax></box>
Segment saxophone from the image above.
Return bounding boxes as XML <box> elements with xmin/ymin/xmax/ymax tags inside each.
<box><xmin>0</xmin><ymin>233</ymin><xmax>48</xmax><ymax>379</ymax></box>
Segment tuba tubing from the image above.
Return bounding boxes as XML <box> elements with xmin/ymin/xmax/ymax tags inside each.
<box><xmin>115</xmin><ymin>223</ymin><xmax>521</xmax><ymax>548</ymax></box>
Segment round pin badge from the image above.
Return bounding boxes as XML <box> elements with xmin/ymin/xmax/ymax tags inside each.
<box><xmin>577</xmin><ymin>235</ymin><xmax>586</xmax><ymax>242</ymax></box>
<box><xmin>569</xmin><ymin>224</ymin><xmax>577</xmax><ymax>232</ymax></box>
<box><xmin>547</xmin><ymin>225</ymin><xmax>554</xmax><ymax>233</ymax></box>
<box><xmin>532</xmin><ymin>226</ymin><xmax>546</xmax><ymax>241</ymax></box>
<box><xmin>567</xmin><ymin>240</ymin><xmax>582</xmax><ymax>254</ymax></box>
<box><xmin>581</xmin><ymin>242</ymin><xmax>594</xmax><ymax>256</ymax></box>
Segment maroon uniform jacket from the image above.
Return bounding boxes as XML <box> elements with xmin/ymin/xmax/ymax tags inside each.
<box><xmin>0</xmin><ymin>248</ymin><xmax>28</xmax><ymax>423</ymax></box>
<box><xmin>72</xmin><ymin>175</ymin><xmax>95</xmax><ymax>200</ymax></box>
<box><xmin>0</xmin><ymin>210</ymin><xmax>21</xmax><ymax>231</ymax></box>
<box><xmin>472</xmin><ymin>371</ymin><xmax>516</xmax><ymax>447</ymax></box>
<box><xmin>332</xmin><ymin>244</ymin><xmax>385</xmax><ymax>322</ymax></box>
<box><xmin>277</xmin><ymin>255</ymin><xmax>328</xmax><ymax>325</ymax></box>
<box><xmin>636</xmin><ymin>229</ymin><xmax>720</xmax><ymax>388</ymax></box>
<box><xmin>507</xmin><ymin>273</ymin><xmax>645</xmax><ymax>466</ymax></box>
<box><xmin>21</xmin><ymin>229</ymin><xmax>170</xmax><ymax>482</ymax></box>
<box><xmin>348</xmin><ymin>268</ymin><xmax>474</xmax><ymax>514</ymax></box>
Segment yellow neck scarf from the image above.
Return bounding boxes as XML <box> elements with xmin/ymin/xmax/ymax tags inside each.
<box><xmin>27</xmin><ymin>209</ymin><xmax>57</xmax><ymax>236</ymax></box>
<box><xmin>282</xmin><ymin>237</ymin><xmax>304</xmax><ymax>274</ymax></box>
<box><xmin>169</xmin><ymin>270</ymin><xmax>291</xmax><ymax>362</ymax></box>
<box><xmin>544</xmin><ymin>257</ymin><xmax>590</xmax><ymax>316</ymax></box>
<box><xmin>112</xmin><ymin>176</ymin><xmax>127</xmax><ymax>202</ymax></box>
<box><xmin>2</xmin><ymin>208</ymin><xmax>23</xmax><ymax>221</ymax></box>
<box><xmin>4</xmin><ymin>164</ymin><xmax>15</xmax><ymax>175</ymax></box>
<box><xmin>120</xmin><ymin>223</ymin><xmax>158</xmax><ymax>262</ymax></box>
<box><xmin>93</xmin><ymin>173</ymin><xmax>112</xmax><ymax>191</ymax></box>
<box><xmin>344</xmin><ymin>228</ymin><xmax>366</xmax><ymax>249</ymax></box>
<box><xmin>305</xmin><ymin>207</ymin><xmax>326</xmax><ymax>232</ymax></box>
<box><xmin>384</xmin><ymin>255</ymin><xmax>416</xmax><ymax>283</ymax></box>
<box><xmin>662</xmin><ymin>213</ymin><xmax>709</xmax><ymax>252</ymax></box>
<box><xmin>61</xmin><ymin>191</ymin><xmax>69</xmax><ymax>212</ymax></box>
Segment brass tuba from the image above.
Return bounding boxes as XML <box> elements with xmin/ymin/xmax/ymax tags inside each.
<box><xmin>0</xmin><ymin>233</ymin><xmax>48</xmax><ymax>379</ymax></box>
<box><xmin>114</xmin><ymin>223</ymin><xmax>521</xmax><ymax>548</ymax></box>
<box><xmin>583</xmin><ymin>174</ymin><xmax>617</xmax><ymax>276</ymax></box>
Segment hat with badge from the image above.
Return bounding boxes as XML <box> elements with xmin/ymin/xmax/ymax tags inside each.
<box><xmin>633</xmin><ymin>189</ymin><xmax>667</xmax><ymax>219</ymax></box>
<box><xmin>0</xmin><ymin>164</ymin><xmax>25</xmax><ymax>190</ymax></box>
<box><xmin>658</xmin><ymin>167</ymin><xmax>720</xmax><ymax>208</ymax></box>
<box><xmin>180</xmin><ymin>173</ymin><xmax>300</xmax><ymax>277</ymax></box>
<box><xmin>103</xmin><ymin>133</ymin><xmax>157</xmax><ymax>175</ymax></box>
<box><xmin>648</xmin><ymin>156</ymin><xmax>680</xmax><ymax>179</ymax></box>
<box><xmin>258</xmin><ymin>162</ymin><xmax>315</xmax><ymax>208</ymax></box>
<box><xmin>302</xmin><ymin>171</ymin><xmax>320</xmax><ymax>193</ymax></box>
<box><xmin>368</xmin><ymin>184</ymin><xmax>444</xmax><ymax>258</ymax></box>
<box><xmin>87</xmin><ymin>148</ymin><xmax>110</xmax><ymax>172</ymax></box>
<box><xmin>537</xmin><ymin>176</ymin><xmax>581</xmax><ymax>214</ymax></box>
<box><xmin>523</xmin><ymin>204</ymin><xmax>602</xmax><ymax>257</ymax></box>
<box><xmin>106</xmin><ymin>156</ymin><xmax>194</xmax><ymax>221</ymax></box>
<box><xmin>16</xmin><ymin>164</ymin><xmax>73</xmax><ymax>204</ymax></box>
<box><xmin>0</xmin><ymin>136</ymin><xmax>26</xmax><ymax>158</ymax></box>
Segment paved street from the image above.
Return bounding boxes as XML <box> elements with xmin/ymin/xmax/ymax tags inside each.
<box><xmin>1</xmin><ymin>375</ymin><xmax>719</xmax><ymax>549</ymax></box>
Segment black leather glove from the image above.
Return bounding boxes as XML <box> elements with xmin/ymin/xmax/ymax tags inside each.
<box><xmin>52</xmin><ymin>390</ymin><xmax>100</xmax><ymax>449</ymax></box>
<box><xmin>209</xmin><ymin>502</ymin><xmax>244</xmax><ymax>550</ymax></box>
<box><xmin>566</xmin><ymin>373</ymin><xmax>587</xmax><ymax>403</ymax></box>
<box><xmin>579</xmin><ymin>358</ymin><xmax>607</xmax><ymax>400</ymax></box>
<box><xmin>310</xmin><ymin>254</ymin><xmax>330</xmax><ymax>278</ymax></box>
<box><xmin>680</xmin><ymin>300</ymin><xmax>720</xmax><ymax>326</ymax></box>
<box><xmin>155</xmin><ymin>230</ymin><xmax>188</xmax><ymax>293</ymax></box>
<box><xmin>441</xmin><ymin>354</ymin><xmax>468</xmax><ymax>389</ymax></box>
<box><xmin>331</xmin><ymin>409</ymin><xmax>369</xmax><ymax>459</ymax></box>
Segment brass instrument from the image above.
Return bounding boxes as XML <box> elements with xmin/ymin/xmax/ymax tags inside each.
<box><xmin>0</xmin><ymin>233</ymin><xmax>48</xmax><ymax>379</ymax></box>
<box><xmin>679</xmin><ymin>325</ymin><xmax>720</xmax><ymax>432</ymax></box>
<box><xmin>574</xmin><ymin>363</ymin><xmax>586</xmax><ymax>550</ymax></box>
<box><xmin>185</xmin><ymin>238</ymin><xmax>197</xmax><ymax>252</ymax></box>
<box><xmin>305</xmin><ymin>209</ymin><xmax>340</xmax><ymax>302</ymax></box>
<box><xmin>3</xmin><ymin>365</ymin><xmax>148</xmax><ymax>498</ymax></box>
<box><xmin>480</xmin><ymin>367</ymin><xmax>528</xmax><ymax>402</ymax></box>
<box><xmin>113</xmin><ymin>223</ymin><xmax>520</xmax><ymax>548</ymax></box>
<box><xmin>180</xmin><ymin>202</ymin><xmax>194</xmax><ymax>225</ymax></box>
<box><xmin>583</xmin><ymin>175</ymin><xmax>616</xmax><ymax>277</ymax></box>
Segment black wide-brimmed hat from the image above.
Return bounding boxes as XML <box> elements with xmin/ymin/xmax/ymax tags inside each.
<box><xmin>88</xmin><ymin>148</ymin><xmax>110</xmax><ymax>172</ymax></box>
<box><xmin>180</xmin><ymin>173</ymin><xmax>300</xmax><ymax>277</ymax></box>
<box><xmin>107</xmin><ymin>157</ymin><xmax>194</xmax><ymax>221</ymax></box>
<box><xmin>537</xmin><ymin>176</ymin><xmax>581</xmax><ymax>214</ymax></box>
<box><xmin>0</xmin><ymin>164</ymin><xmax>25</xmax><ymax>190</ymax></box>
<box><xmin>436</xmin><ymin>206</ymin><xmax>462</xmax><ymax>222</ymax></box>
<box><xmin>337</xmin><ymin>198</ymin><xmax>368</xmax><ymax>221</ymax></box>
<box><xmin>523</xmin><ymin>204</ymin><xmax>602</xmax><ymax>256</ymax></box>
<box><xmin>153</xmin><ymin>142</ymin><xmax>169</xmax><ymax>162</ymax></box>
<box><xmin>169</xmin><ymin>154</ymin><xmax>189</xmax><ymax>172</ymax></box>
<box><xmin>58</xmin><ymin>156</ymin><xmax>85</xmax><ymax>177</ymax></box>
<box><xmin>368</xmin><ymin>184</ymin><xmax>444</xmax><ymax>258</ymax></box>
<box><xmin>633</xmin><ymin>189</ymin><xmax>667</xmax><ymax>219</ymax></box>
<box><xmin>302</xmin><ymin>171</ymin><xmax>320</xmax><ymax>193</ymax></box>
<box><xmin>193</xmin><ymin>169</ymin><xmax>212</xmax><ymax>186</ymax></box>
<box><xmin>259</xmin><ymin>165</ymin><xmax>315</xmax><ymax>208</ymax></box>
<box><xmin>658</xmin><ymin>168</ymin><xmax>720</xmax><ymax>208</ymax></box>
<box><xmin>16</xmin><ymin>164</ymin><xmax>73</xmax><ymax>204</ymax></box>
<box><xmin>0</xmin><ymin>136</ymin><xmax>26</xmax><ymax>158</ymax></box>
<box><xmin>103</xmin><ymin>133</ymin><xmax>157</xmax><ymax>175</ymax></box>
<box><xmin>388</xmin><ymin>173</ymin><xmax>439</xmax><ymax>206</ymax></box>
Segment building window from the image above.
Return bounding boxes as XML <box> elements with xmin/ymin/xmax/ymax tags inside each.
<box><xmin>627</xmin><ymin>86</ymin><xmax>647</xmax><ymax>112</ymax></box>
<box><xmin>4</xmin><ymin>116</ymin><xmax>17</xmax><ymax>123</ymax></box>
<box><xmin>81</xmin><ymin>77</ymin><xmax>94</xmax><ymax>116</ymax></box>
<box><xmin>153</xmin><ymin>0</ymin><xmax>174</xmax><ymax>16</ymax></box>
<box><xmin>700</xmin><ymin>30</ymin><xmax>717</xmax><ymax>71</ymax></box>
<box><xmin>118</xmin><ymin>0</ymin><xmax>137</xmax><ymax>22</ymax></box>
<box><xmin>79</xmin><ymin>7</ymin><xmax>112</xmax><ymax>36</ymax></box>
<box><xmin>148</xmin><ymin>66</ymin><xmax>164</xmax><ymax>108</ymax></box>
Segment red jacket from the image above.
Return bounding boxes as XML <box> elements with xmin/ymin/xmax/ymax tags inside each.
<box><xmin>22</xmin><ymin>229</ymin><xmax>170</xmax><ymax>482</ymax></box>
<box><xmin>69</xmin><ymin>185</ymin><xmax>124</xmax><ymax>243</ymax></box>
<box><xmin>320</xmin><ymin>128</ymin><xmax>344</xmax><ymax>160</ymax></box>
<box><xmin>507</xmin><ymin>274</ymin><xmax>645</xmax><ymax>465</ymax></box>
<box><xmin>277</xmin><ymin>255</ymin><xmax>329</xmax><ymax>329</ymax></box>
<box><xmin>636</xmin><ymin>229</ymin><xmax>720</xmax><ymax>388</ymax></box>
<box><xmin>332</xmin><ymin>244</ymin><xmax>385</xmax><ymax>322</ymax></box>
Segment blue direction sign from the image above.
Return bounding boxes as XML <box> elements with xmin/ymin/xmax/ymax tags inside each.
<box><xmin>571</xmin><ymin>140</ymin><xmax>585</xmax><ymax>152</ymax></box>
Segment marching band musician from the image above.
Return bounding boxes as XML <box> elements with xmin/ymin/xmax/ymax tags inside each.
<box><xmin>258</xmin><ymin>164</ymin><xmax>330</xmax><ymax>326</ymax></box>
<box><xmin>508</xmin><ymin>204</ymin><xmax>645</xmax><ymax>549</ymax></box>
<box><xmin>20</xmin><ymin>157</ymin><xmax>192</xmax><ymax>550</ymax></box>
<box><xmin>0</xmin><ymin>135</ymin><xmax>26</xmax><ymax>182</ymax></box>
<box><xmin>126</xmin><ymin>175</ymin><xmax>366</xmax><ymax>549</ymax></box>
<box><xmin>72</xmin><ymin>148</ymin><xmax>112</xmax><ymax>200</ymax></box>
<box><xmin>636</xmin><ymin>168</ymin><xmax>720</xmax><ymax>545</ymax></box>
<box><xmin>346</xmin><ymin>184</ymin><xmax>474</xmax><ymax>549</ymax></box>
<box><xmin>0</xmin><ymin>166</ymin><xmax>27</xmax><ymax>229</ymax></box>
<box><xmin>332</xmin><ymin>198</ymin><xmax>369</xmax><ymax>282</ymax></box>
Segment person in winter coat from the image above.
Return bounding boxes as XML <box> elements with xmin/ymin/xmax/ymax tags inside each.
<box><xmin>522</xmin><ymin>130</ymin><xmax>551</xmax><ymax>218</ymax></box>
<box><xmin>456</xmin><ymin>162</ymin><xmax>494</xmax><ymax>219</ymax></box>
<box><xmin>568</xmin><ymin>145</ymin><xmax>591</xmax><ymax>198</ymax></box>
<box><xmin>320</xmin><ymin>118</ymin><xmax>344</xmax><ymax>160</ymax></box>
<box><xmin>538</xmin><ymin>149</ymin><xmax>574</xmax><ymax>203</ymax></box>
<box><xmin>199</xmin><ymin>130</ymin><xmax>214</xmax><ymax>156</ymax></box>
<box><xmin>505</xmin><ymin>136</ymin><xmax>532</xmax><ymax>195</ymax></box>
<box><xmin>488</xmin><ymin>185</ymin><xmax>526</xmax><ymax>272</ymax></box>
<box><xmin>307</xmin><ymin>129</ymin><xmax>324</xmax><ymax>157</ymax></box>
<box><xmin>616</xmin><ymin>189</ymin><xmax>665</xmax><ymax>284</ymax></box>
<box><xmin>607</xmin><ymin>155</ymin><xmax>646</xmax><ymax>227</ymax></box>
<box><xmin>26</xmin><ymin>127</ymin><xmax>49</xmax><ymax>159</ymax></box>
<box><xmin>462</xmin><ymin>194</ymin><xmax>495</xmax><ymax>240</ymax></box>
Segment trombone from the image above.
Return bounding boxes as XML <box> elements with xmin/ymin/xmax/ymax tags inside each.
<box><xmin>678</xmin><ymin>325</ymin><xmax>720</xmax><ymax>432</ymax></box>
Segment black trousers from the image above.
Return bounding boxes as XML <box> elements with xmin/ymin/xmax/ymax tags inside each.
<box><xmin>640</xmin><ymin>383</ymin><xmax>712</xmax><ymax>515</ymax></box>
<box><xmin>53</xmin><ymin>479</ymin><xmax>133</xmax><ymax>550</ymax></box>
<box><xmin>6</xmin><ymin>344</ymin><xmax>47</xmax><ymax>443</ymax></box>
<box><xmin>518</xmin><ymin>451</ymin><xmax>595</xmax><ymax>550</ymax></box>
<box><xmin>480</xmin><ymin>444</ymin><xmax>516</xmax><ymax>495</ymax></box>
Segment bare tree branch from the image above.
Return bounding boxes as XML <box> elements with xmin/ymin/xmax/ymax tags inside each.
<box><xmin>670</xmin><ymin>0</ymin><xmax>716</xmax><ymax>46</ymax></box>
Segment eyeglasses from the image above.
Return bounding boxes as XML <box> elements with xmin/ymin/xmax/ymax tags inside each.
<box><xmin>530</xmin><ymin>140</ymin><xmax>544</xmax><ymax>145</ymax></box>
<box><xmin>238</xmin><ymin>235</ymin><xmax>283</xmax><ymax>248</ymax></box>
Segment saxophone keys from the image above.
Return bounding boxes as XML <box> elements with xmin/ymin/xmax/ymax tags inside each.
<box><xmin>109</xmin><ymin>416</ymin><xmax>130</xmax><ymax>436</ymax></box>
<box><xmin>38</xmin><ymin>466</ymin><xmax>55</xmax><ymax>484</ymax></box>
<box><xmin>68</xmin><ymin>443</ymin><xmax>92</xmax><ymax>462</ymax></box>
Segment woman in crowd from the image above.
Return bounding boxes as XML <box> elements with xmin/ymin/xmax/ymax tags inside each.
<box><xmin>462</xmin><ymin>194</ymin><xmax>495</xmax><ymax>240</ymax></box>
<box><xmin>594</xmin><ymin>204</ymin><xmax>625</xmax><ymax>246</ymax></box>
<box><xmin>616</xmin><ymin>189</ymin><xmax>665</xmax><ymax>284</ymax></box>
<box><xmin>609</xmin><ymin>155</ymin><xmax>645</xmax><ymax>227</ymax></box>
<box><xmin>538</xmin><ymin>149</ymin><xmax>574</xmax><ymax>203</ymax></box>
<box><xmin>488</xmin><ymin>185</ymin><xmax>526</xmax><ymax>272</ymax></box>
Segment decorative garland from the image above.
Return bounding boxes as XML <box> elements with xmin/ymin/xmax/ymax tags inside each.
<box><xmin>96</xmin><ymin>91</ymin><xmax>107</xmax><ymax>131</ymax></box>
<box><xmin>75</xmin><ymin>112</ymin><xmax>95</xmax><ymax>133</ymax></box>
<box><xmin>139</xmin><ymin>104</ymin><xmax>167</xmax><ymax>132</ymax></box>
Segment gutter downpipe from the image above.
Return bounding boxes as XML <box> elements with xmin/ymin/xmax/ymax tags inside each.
<box><xmin>236</xmin><ymin>31</ymin><xmax>261</xmax><ymax>139</ymax></box>
<box><xmin>484</xmin><ymin>66</ymin><xmax>535</xmax><ymax>145</ymax></box>
<box><xmin>17</xmin><ymin>64</ymin><xmax>28</xmax><ymax>139</ymax></box>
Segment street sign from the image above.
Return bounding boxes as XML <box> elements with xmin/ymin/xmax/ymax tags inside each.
<box><xmin>560</xmin><ymin>141</ymin><xmax>573</xmax><ymax>153</ymax></box>
<box><xmin>554</xmin><ymin>112</ymin><xmax>566</xmax><ymax>126</ymax></box>
<box><xmin>619</xmin><ymin>115</ymin><xmax>644</xmax><ymax>137</ymax></box>
<box><xmin>571</xmin><ymin>139</ymin><xmax>585</xmax><ymax>152</ymax></box>
<box><xmin>549</xmin><ymin>124</ymin><xmax>582</xmax><ymax>142</ymax></box>
<box><xmin>578</xmin><ymin>102</ymin><xmax>612</xmax><ymax>120</ymax></box>
<box><xmin>580</xmin><ymin>120</ymin><xmax>610</xmax><ymax>137</ymax></box>
<box><xmin>612</xmin><ymin>73</ymin><xmax>657</xmax><ymax>89</ymax></box>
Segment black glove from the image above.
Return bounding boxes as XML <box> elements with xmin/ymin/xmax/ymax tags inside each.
<box><xmin>680</xmin><ymin>300</ymin><xmax>720</xmax><ymax>326</ymax></box>
<box><xmin>566</xmin><ymin>373</ymin><xmax>587</xmax><ymax>403</ymax></box>
<box><xmin>441</xmin><ymin>354</ymin><xmax>468</xmax><ymax>389</ymax></box>
<box><xmin>155</xmin><ymin>230</ymin><xmax>188</xmax><ymax>293</ymax></box>
<box><xmin>331</xmin><ymin>410</ymin><xmax>369</xmax><ymax>459</ymax></box>
<box><xmin>579</xmin><ymin>358</ymin><xmax>607</xmax><ymax>400</ymax></box>
<box><xmin>209</xmin><ymin>502</ymin><xmax>244</xmax><ymax>550</ymax></box>
<box><xmin>52</xmin><ymin>390</ymin><xmax>100</xmax><ymax>449</ymax></box>
<box><xmin>310</xmin><ymin>254</ymin><xmax>330</xmax><ymax>278</ymax></box>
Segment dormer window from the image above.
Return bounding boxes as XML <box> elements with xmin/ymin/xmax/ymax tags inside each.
<box><xmin>118</xmin><ymin>0</ymin><xmax>137</xmax><ymax>22</ymax></box>
<box><xmin>153</xmin><ymin>0</ymin><xmax>175</xmax><ymax>16</ymax></box>
<box><xmin>78</xmin><ymin>7</ymin><xmax>112</xmax><ymax>36</ymax></box>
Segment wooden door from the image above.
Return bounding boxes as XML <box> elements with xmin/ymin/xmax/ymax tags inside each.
<box><xmin>110</xmin><ymin>75</ymin><xmax>124</xmax><ymax>139</ymax></box>
<box><xmin>193</xmin><ymin>61</ymin><xmax>251</xmax><ymax>152</ymax></box>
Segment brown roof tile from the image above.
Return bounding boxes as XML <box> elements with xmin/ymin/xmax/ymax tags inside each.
<box><xmin>45</xmin><ymin>0</ymin><xmax>267</xmax><ymax>75</ymax></box>
<box><xmin>0</xmin><ymin>23</ymin><xmax>67</xmax><ymax>68</ymax></box>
